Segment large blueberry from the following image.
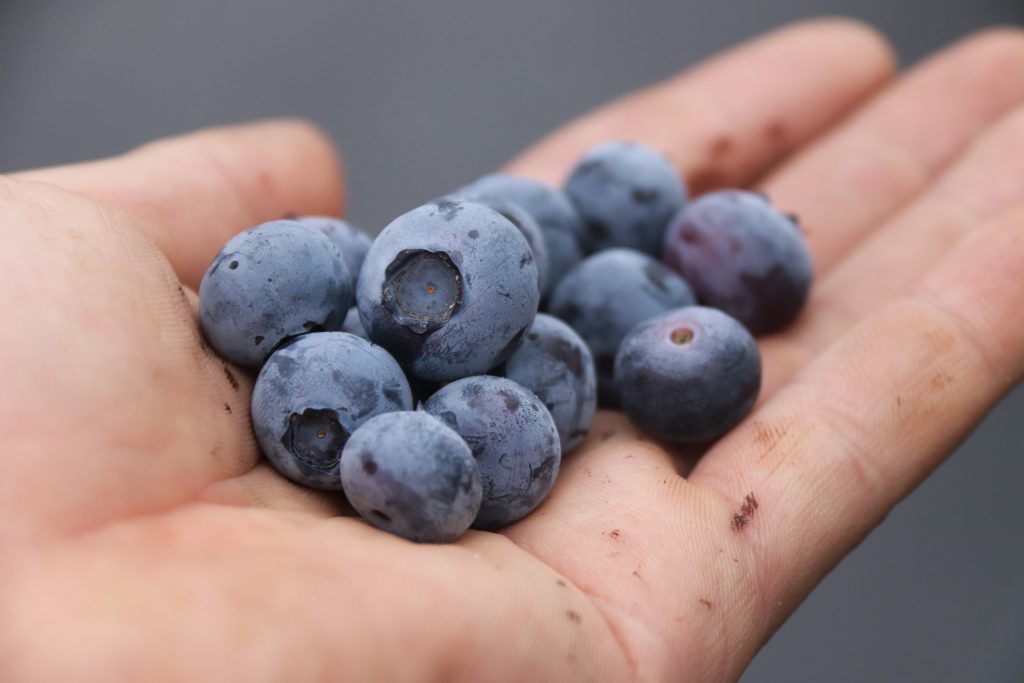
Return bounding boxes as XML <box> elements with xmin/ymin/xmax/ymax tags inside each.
<box><xmin>251</xmin><ymin>332</ymin><xmax>413</xmax><ymax>490</ymax></box>
<box><xmin>424</xmin><ymin>376</ymin><xmax>561</xmax><ymax>530</ymax></box>
<box><xmin>340</xmin><ymin>411</ymin><xmax>481</xmax><ymax>543</ymax></box>
<box><xmin>662</xmin><ymin>190</ymin><xmax>813</xmax><ymax>335</ymax></box>
<box><xmin>546</xmin><ymin>248</ymin><xmax>696</xmax><ymax>405</ymax></box>
<box><xmin>356</xmin><ymin>200</ymin><xmax>539</xmax><ymax>381</ymax></box>
<box><xmin>199</xmin><ymin>220</ymin><xmax>352</xmax><ymax>368</ymax></box>
<box><xmin>614</xmin><ymin>306</ymin><xmax>761</xmax><ymax>444</ymax></box>
<box><xmin>457</xmin><ymin>174</ymin><xmax>585</xmax><ymax>298</ymax></box>
<box><xmin>501</xmin><ymin>314</ymin><xmax>596</xmax><ymax>454</ymax></box>
<box><xmin>565</xmin><ymin>140</ymin><xmax>686</xmax><ymax>255</ymax></box>
<box><xmin>295</xmin><ymin>215</ymin><xmax>373</xmax><ymax>282</ymax></box>
<box><xmin>446</xmin><ymin>193</ymin><xmax>550</xmax><ymax>298</ymax></box>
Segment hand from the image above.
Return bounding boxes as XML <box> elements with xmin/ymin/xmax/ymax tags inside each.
<box><xmin>2</xmin><ymin>19</ymin><xmax>1023</xmax><ymax>682</ymax></box>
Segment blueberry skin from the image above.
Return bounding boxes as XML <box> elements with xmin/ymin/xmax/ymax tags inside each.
<box><xmin>295</xmin><ymin>215</ymin><xmax>373</xmax><ymax>282</ymax></box>
<box><xmin>662</xmin><ymin>190</ymin><xmax>813</xmax><ymax>335</ymax></box>
<box><xmin>565</xmin><ymin>140</ymin><xmax>687</xmax><ymax>255</ymax></box>
<box><xmin>458</xmin><ymin>174</ymin><xmax>585</xmax><ymax>298</ymax></box>
<box><xmin>199</xmin><ymin>220</ymin><xmax>352</xmax><ymax>368</ymax></box>
<box><xmin>502</xmin><ymin>314</ymin><xmax>597</xmax><ymax>454</ymax></box>
<box><xmin>614</xmin><ymin>306</ymin><xmax>761</xmax><ymax>444</ymax></box>
<box><xmin>340</xmin><ymin>411</ymin><xmax>482</xmax><ymax>543</ymax></box>
<box><xmin>424</xmin><ymin>376</ymin><xmax>561</xmax><ymax>530</ymax></box>
<box><xmin>446</xmin><ymin>194</ymin><xmax>550</xmax><ymax>298</ymax></box>
<box><xmin>356</xmin><ymin>200</ymin><xmax>540</xmax><ymax>382</ymax></box>
<box><xmin>251</xmin><ymin>332</ymin><xmax>413</xmax><ymax>490</ymax></box>
<box><xmin>546</xmin><ymin>248</ymin><xmax>696</xmax><ymax>405</ymax></box>
<box><xmin>341</xmin><ymin>306</ymin><xmax>367</xmax><ymax>338</ymax></box>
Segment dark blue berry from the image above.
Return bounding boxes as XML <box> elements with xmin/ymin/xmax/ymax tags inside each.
<box><xmin>357</xmin><ymin>201</ymin><xmax>539</xmax><ymax>381</ymax></box>
<box><xmin>199</xmin><ymin>220</ymin><xmax>352</xmax><ymax>368</ymax></box>
<box><xmin>614</xmin><ymin>306</ymin><xmax>761</xmax><ymax>444</ymax></box>
<box><xmin>295</xmin><ymin>216</ymin><xmax>373</xmax><ymax>284</ymax></box>
<box><xmin>662</xmin><ymin>190</ymin><xmax>813</xmax><ymax>335</ymax></box>
<box><xmin>251</xmin><ymin>332</ymin><xmax>413</xmax><ymax>490</ymax></box>
<box><xmin>340</xmin><ymin>411</ymin><xmax>482</xmax><ymax>543</ymax></box>
<box><xmin>502</xmin><ymin>314</ymin><xmax>596</xmax><ymax>454</ymax></box>
<box><xmin>565</xmin><ymin>140</ymin><xmax>686</xmax><ymax>255</ymax></box>
<box><xmin>424</xmin><ymin>376</ymin><xmax>560</xmax><ymax>530</ymax></box>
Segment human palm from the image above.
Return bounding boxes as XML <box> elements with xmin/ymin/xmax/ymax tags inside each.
<box><xmin>3</xmin><ymin>20</ymin><xmax>1024</xmax><ymax>682</ymax></box>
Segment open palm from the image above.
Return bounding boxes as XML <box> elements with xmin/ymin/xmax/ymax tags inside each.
<box><xmin>3</xmin><ymin>20</ymin><xmax>1024</xmax><ymax>682</ymax></box>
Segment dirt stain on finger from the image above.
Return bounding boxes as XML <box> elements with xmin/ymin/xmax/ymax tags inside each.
<box><xmin>731</xmin><ymin>492</ymin><xmax>759</xmax><ymax>531</ymax></box>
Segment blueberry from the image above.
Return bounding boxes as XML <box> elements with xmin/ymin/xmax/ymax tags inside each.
<box><xmin>614</xmin><ymin>306</ymin><xmax>761</xmax><ymax>444</ymax></box>
<box><xmin>546</xmin><ymin>248</ymin><xmax>696</xmax><ymax>405</ymax></box>
<box><xmin>251</xmin><ymin>332</ymin><xmax>413</xmax><ymax>490</ymax></box>
<box><xmin>565</xmin><ymin>140</ymin><xmax>687</xmax><ymax>255</ymax></box>
<box><xmin>424</xmin><ymin>376</ymin><xmax>561</xmax><ymax>530</ymax></box>
<box><xmin>357</xmin><ymin>200</ymin><xmax>539</xmax><ymax>381</ymax></box>
<box><xmin>341</xmin><ymin>306</ymin><xmax>367</xmax><ymax>338</ymax></box>
<box><xmin>199</xmin><ymin>220</ymin><xmax>352</xmax><ymax>368</ymax></box>
<box><xmin>662</xmin><ymin>190</ymin><xmax>813</xmax><ymax>335</ymax></box>
<box><xmin>446</xmin><ymin>193</ymin><xmax>550</xmax><ymax>297</ymax></box>
<box><xmin>295</xmin><ymin>215</ymin><xmax>373</xmax><ymax>282</ymax></box>
<box><xmin>457</xmin><ymin>174</ymin><xmax>585</xmax><ymax>298</ymax></box>
<box><xmin>340</xmin><ymin>411</ymin><xmax>482</xmax><ymax>543</ymax></box>
<box><xmin>501</xmin><ymin>313</ymin><xmax>597</xmax><ymax>454</ymax></box>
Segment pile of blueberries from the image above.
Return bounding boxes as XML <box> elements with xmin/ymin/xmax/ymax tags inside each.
<box><xmin>199</xmin><ymin>140</ymin><xmax>812</xmax><ymax>543</ymax></box>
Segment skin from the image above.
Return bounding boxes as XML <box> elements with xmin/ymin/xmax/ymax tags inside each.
<box><xmin>2</xmin><ymin>19</ymin><xmax>1024</xmax><ymax>682</ymax></box>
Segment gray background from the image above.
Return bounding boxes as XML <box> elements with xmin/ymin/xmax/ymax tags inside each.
<box><xmin>2</xmin><ymin>1</ymin><xmax>1022</xmax><ymax>680</ymax></box>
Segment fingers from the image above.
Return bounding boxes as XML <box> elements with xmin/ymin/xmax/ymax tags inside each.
<box><xmin>13</xmin><ymin>119</ymin><xmax>344</xmax><ymax>289</ymax></box>
<box><xmin>506</xmin><ymin>19</ymin><xmax>895</xmax><ymax>189</ymax></box>
<box><xmin>690</xmin><ymin>208</ymin><xmax>1024</xmax><ymax>625</ymax></box>
<box><xmin>760</xmin><ymin>97</ymin><xmax>1024</xmax><ymax>396</ymax></box>
<box><xmin>761</xmin><ymin>28</ymin><xmax>1024</xmax><ymax>274</ymax></box>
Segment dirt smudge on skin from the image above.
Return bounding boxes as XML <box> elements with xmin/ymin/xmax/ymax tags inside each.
<box><xmin>930</xmin><ymin>372</ymin><xmax>953</xmax><ymax>392</ymax></box>
<box><xmin>699</xmin><ymin>598</ymin><xmax>713</xmax><ymax>610</ymax></box>
<box><xmin>223</xmin><ymin>403</ymin><xmax>232</xmax><ymax>414</ymax></box>
<box><xmin>608</xmin><ymin>529</ymin><xmax>621</xmax><ymax>540</ymax></box>
<box><xmin>731</xmin><ymin>492</ymin><xmax>759</xmax><ymax>531</ymax></box>
<box><xmin>566</xmin><ymin>610</ymin><xmax>582</xmax><ymax>624</ymax></box>
<box><xmin>223</xmin><ymin>366</ymin><xmax>240</xmax><ymax>391</ymax></box>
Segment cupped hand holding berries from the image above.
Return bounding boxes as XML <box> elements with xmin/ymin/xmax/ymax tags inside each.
<box><xmin>3</xmin><ymin>19</ymin><xmax>1024</xmax><ymax>682</ymax></box>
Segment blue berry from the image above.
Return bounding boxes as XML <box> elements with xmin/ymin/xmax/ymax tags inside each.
<box><xmin>251</xmin><ymin>332</ymin><xmax>413</xmax><ymax>490</ymax></box>
<box><xmin>614</xmin><ymin>306</ymin><xmax>760</xmax><ymax>444</ymax></box>
<box><xmin>294</xmin><ymin>216</ymin><xmax>373</xmax><ymax>284</ymax></box>
<box><xmin>546</xmin><ymin>248</ymin><xmax>696</xmax><ymax>405</ymax></box>
<box><xmin>565</xmin><ymin>140</ymin><xmax>686</xmax><ymax>255</ymax></box>
<box><xmin>501</xmin><ymin>314</ymin><xmax>596</xmax><ymax>454</ymax></box>
<box><xmin>457</xmin><ymin>174</ymin><xmax>585</xmax><ymax>298</ymax></box>
<box><xmin>662</xmin><ymin>190</ymin><xmax>813</xmax><ymax>335</ymax></box>
<box><xmin>340</xmin><ymin>411</ymin><xmax>482</xmax><ymax>543</ymax></box>
<box><xmin>424</xmin><ymin>376</ymin><xmax>560</xmax><ymax>530</ymax></box>
<box><xmin>199</xmin><ymin>220</ymin><xmax>352</xmax><ymax>368</ymax></box>
<box><xmin>356</xmin><ymin>200</ymin><xmax>539</xmax><ymax>381</ymax></box>
<box><xmin>446</xmin><ymin>193</ymin><xmax>550</xmax><ymax>298</ymax></box>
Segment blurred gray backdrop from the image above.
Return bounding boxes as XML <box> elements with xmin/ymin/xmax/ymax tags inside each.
<box><xmin>2</xmin><ymin>1</ymin><xmax>1022</xmax><ymax>680</ymax></box>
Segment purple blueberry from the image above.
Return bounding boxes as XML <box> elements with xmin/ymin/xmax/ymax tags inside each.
<box><xmin>457</xmin><ymin>174</ymin><xmax>585</xmax><ymax>298</ymax></box>
<box><xmin>546</xmin><ymin>248</ymin><xmax>696</xmax><ymax>405</ymax></box>
<box><xmin>424</xmin><ymin>376</ymin><xmax>561</xmax><ymax>530</ymax></box>
<box><xmin>356</xmin><ymin>200</ymin><xmax>539</xmax><ymax>382</ymax></box>
<box><xmin>296</xmin><ymin>216</ymin><xmax>373</xmax><ymax>282</ymax></box>
<box><xmin>614</xmin><ymin>306</ymin><xmax>761</xmax><ymax>444</ymax></box>
<box><xmin>662</xmin><ymin>190</ymin><xmax>813</xmax><ymax>335</ymax></box>
<box><xmin>340</xmin><ymin>411</ymin><xmax>482</xmax><ymax>543</ymax></box>
<box><xmin>199</xmin><ymin>220</ymin><xmax>352</xmax><ymax>367</ymax></box>
<box><xmin>251</xmin><ymin>332</ymin><xmax>413</xmax><ymax>490</ymax></box>
<box><xmin>501</xmin><ymin>314</ymin><xmax>597</xmax><ymax>454</ymax></box>
<box><xmin>565</xmin><ymin>140</ymin><xmax>686</xmax><ymax>255</ymax></box>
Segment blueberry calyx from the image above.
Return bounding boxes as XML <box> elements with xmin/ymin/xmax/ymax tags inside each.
<box><xmin>282</xmin><ymin>407</ymin><xmax>348</xmax><ymax>471</ymax></box>
<box><xmin>382</xmin><ymin>250</ymin><xmax>462</xmax><ymax>334</ymax></box>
